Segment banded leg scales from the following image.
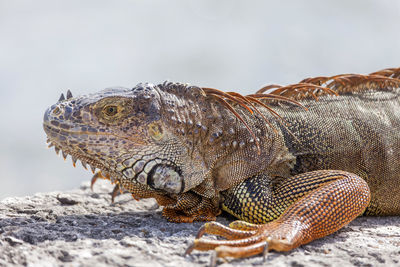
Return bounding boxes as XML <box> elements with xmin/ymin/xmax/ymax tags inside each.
<box><xmin>187</xmin><ymin>170</ymin><xmax>371</xmax><ymax>258</ymax></box>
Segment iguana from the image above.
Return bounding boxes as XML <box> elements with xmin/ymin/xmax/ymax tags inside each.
<box><xmin>43</xmin><ymin>67</ymin><xmax>400</xmax><ymax>260</ymax></box>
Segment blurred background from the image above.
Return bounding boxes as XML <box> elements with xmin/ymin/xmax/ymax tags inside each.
<box><xmin>0</xmin><ymin>0</ymin><xmax>399</xmax><ymax>199</ymax></box>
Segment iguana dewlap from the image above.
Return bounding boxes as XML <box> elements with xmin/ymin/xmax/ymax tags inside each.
<box><xmin>43</xmin><ymin>67</ymin><xmax>400</xmax><ymax>259</ymax></box>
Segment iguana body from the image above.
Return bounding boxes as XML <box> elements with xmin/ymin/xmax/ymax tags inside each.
<box><xmin>43</xmin><ymin>67</ymin><xmax>400</xmax><ymax>259</ymax></box>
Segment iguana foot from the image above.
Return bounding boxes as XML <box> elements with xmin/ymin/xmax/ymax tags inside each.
<box><xmin>185</xmin><ymin>220</ymin><xmax>295</xmax><ymax>259</ymax></box>
<box><xmin>186</xmin><ymin>170</ymin><xmax>371</xmax><ymax>259</ymax></box>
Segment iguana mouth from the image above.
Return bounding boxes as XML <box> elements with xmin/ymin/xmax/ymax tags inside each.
<box><xmin>46</xmin><ymin>136</ymin><xmax>106</xmax><ymax>174</ymax></box>
<box><xmin>43</xmin><ymin>121</ymin><xmax>117</xmax><ymax>183</ymax></box>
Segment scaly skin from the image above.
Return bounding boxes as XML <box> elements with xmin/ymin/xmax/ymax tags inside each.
<box><xmin>43</xmin><ymin>68</ymin><xmax>400</xmax><ymax>260</ymax></box>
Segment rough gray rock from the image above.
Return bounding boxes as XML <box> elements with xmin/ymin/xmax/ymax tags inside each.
<box><xmin>1</xmin><ymin>180</ymin><xmax>399</xmax><ymax>267</ymax></box>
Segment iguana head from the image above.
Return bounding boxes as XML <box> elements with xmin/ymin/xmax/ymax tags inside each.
<box><xmin>43</xmin><ymin>83</ymin><xmax>208</xmax><ymax>196</ymax></box>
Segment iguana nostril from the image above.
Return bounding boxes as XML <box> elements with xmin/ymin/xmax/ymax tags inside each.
<box><xmin>52</xmin><ymin>106</ymin><xmax>61</xmax><ymax>115</ymax></box>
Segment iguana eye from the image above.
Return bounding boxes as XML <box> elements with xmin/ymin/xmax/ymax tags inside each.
<box><xmin>103</xmin><ymin>105</ymin><xmax>118</xmax><ymax>116</ymax></box>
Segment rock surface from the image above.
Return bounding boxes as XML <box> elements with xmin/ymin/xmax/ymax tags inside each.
<box><xmin>0</xmin><ymin>180</ymin><xmax>399</xmax><ymax>267</ymax></box>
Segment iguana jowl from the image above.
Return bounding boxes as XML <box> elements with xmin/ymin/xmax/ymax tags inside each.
<box><xmin>43</xmin><ymin>67</ymin><xmax>400</xmax><ymax>259</ymax></box>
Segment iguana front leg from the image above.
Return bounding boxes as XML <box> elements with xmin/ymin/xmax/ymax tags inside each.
<box><xmin>186</xmin><ymin>170</ymin><xmax>371</xmax><ymax>258</ymax></box>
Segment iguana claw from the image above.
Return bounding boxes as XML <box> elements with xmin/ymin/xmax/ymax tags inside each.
<box><xmin>91</xmin><ymin>171</ymin><xmax>125</xmax><ymax>203</ymax></box>
<box><xmin>186</xmin><ymin>221</ymin><xmax>272</xmax><ymax>259</ymax></box>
